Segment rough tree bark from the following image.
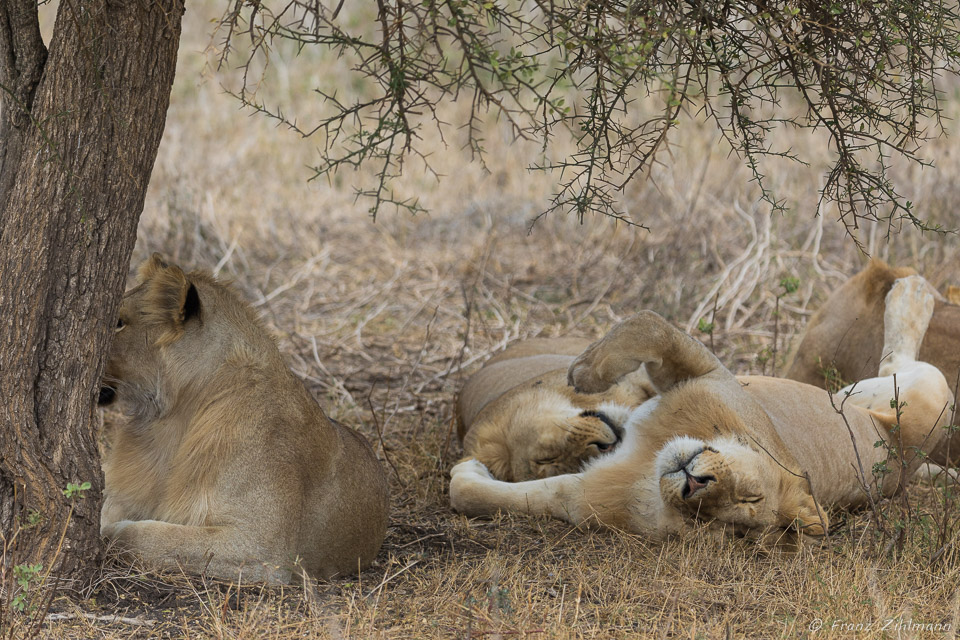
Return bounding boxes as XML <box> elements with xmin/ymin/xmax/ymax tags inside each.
<box><xmin>0</xmin><ymin>0</ymin><xmax>184</xmax><ymax>581</ymax></box>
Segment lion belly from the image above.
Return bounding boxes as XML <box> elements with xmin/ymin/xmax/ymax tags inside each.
<box><xmin>739</xmin><ymin>376</ymin><xmax>889</xmax><ymax>508</ymax></box>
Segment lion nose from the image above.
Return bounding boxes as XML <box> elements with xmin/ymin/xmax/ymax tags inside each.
<box><xmin>681</xmin><ymin>469</ymin><xmax>714</xmax><ymax>499</ymax></box>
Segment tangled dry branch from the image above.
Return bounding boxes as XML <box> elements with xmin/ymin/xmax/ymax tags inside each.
<box><xmin>216</xmin><ymin>0</ymin><xmax>960</xmax><ymax>241</ymax></box>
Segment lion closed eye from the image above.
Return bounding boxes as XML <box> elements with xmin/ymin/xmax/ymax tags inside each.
<box><xmin>656</xmin><ymin>436</ymin><xmax>825</xmax><ymax>536</ymax></box>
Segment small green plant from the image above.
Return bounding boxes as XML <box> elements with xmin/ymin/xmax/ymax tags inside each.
<box><xmin>698</xmin><ymin>293</ymin><xmax>720</xmax><ymax>353</ymax></box>
<box><xmin>459</xmin><ymin>583</ymin><xmax>529</xmax><ymax>638</ymax></box>
<box><xmin>2</xmin><ymin>485</ymin><xmax>85</xmax><ymax>638</ymax></box>
<box><xmin>768</xmin><ymin>276</ymin><xmax>801</xmax><ymax>377</ymax></box>
<box><xmin>755</xmin><ymin>347</ymin><xmax>772</xmax><ymax>374</ymax></box>
<box><xmin>10</xmin><ymin>563</ymin><xmax>43</xmax><ymax>613</ymax></box>
<box><xmin>62</xmin><ymin>481</ymin><xmax>91</xmax><ymax>500</ymax></box>
<box><xmin>779</xmin><ymin>276</ymin><xmax>800</xmax><ymax>295</ymax></box>
<box><xmin>871</xmin><ymin>459</ymin><xmax>890</xmax><ymax>479</ymax></box>
<box><xmin>847</xmin><ymin>381</ymin><xmax>952</xmax><ymax>558</ymax></box>
<box><xmin>486</xmin><ymin>584</ymin><xmax>512</xmax><ymax>616</ymax></box>
<box><xmin>23</xmin><ymin>510</ymin><xmax>42</xmax><ymax>529</ymax></box>
<box><xmin>696</xmin><ymin>317</ymin><xmax>714</xmax><ymax>335</ymax></box>
<box><xmin>816</xmin><ymin>357</ymin><xmax>850</xmax><ymax>394</ymax></box>
<box><xmin>697</xmin><ymin>316</ymin><xmax>717</xmax><ymax>353</ymax></box>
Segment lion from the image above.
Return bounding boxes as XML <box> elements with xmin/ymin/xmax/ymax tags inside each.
<box><xmin>98</xmin><ymin>254</ymin><xmax>390</xmax><ymax>583</ymax></box>
<box><xmin>784</xmin><ymin>260</ymin><xmax>960</xmax><ymax>464</ymax></box>
<box><xmin>456</xmin><ymin>337</ymin><xmax>657</xmax><ymax>481</ymax></box>
<box><xmin>451</xmin><ymin>276</ymin><xmax>953</xmax><ymax>543</ymax></box>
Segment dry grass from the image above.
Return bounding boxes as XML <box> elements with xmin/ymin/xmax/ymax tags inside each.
<box><xmin>16</xmin><ymin>3</ymin><xmax>960</xmax><ymax>638</ymax></box>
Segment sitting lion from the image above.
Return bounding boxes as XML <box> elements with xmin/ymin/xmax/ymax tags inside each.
<box><xmin>98</xmin><ymin>254</ymin><xmax>389</xmax><ymax>582</ymax></box>
<box><xmin>784</xmin><ymin>260</ymin><xmax>960</xmax><ymax>464</ymax></box>
<box><xmin>451</xmin><ymin>276</ymin><xmax>953</xmax><ymax>542</ymax></box>
<box><xmin>456</xmin><ymin>338</ymin><xmax>657</xmax><ymax>481</ymax></box>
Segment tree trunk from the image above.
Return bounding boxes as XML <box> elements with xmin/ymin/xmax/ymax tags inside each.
<box><xmin>0</xmin><ymin>0</ymin><xmax>184</xmax><ymax>582</ymax></box>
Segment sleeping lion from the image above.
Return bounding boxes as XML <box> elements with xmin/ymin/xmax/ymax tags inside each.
<box><xmin>785</xmin><ymin>260</ymin><xmax>960</xmax><ymax>464</ymax></box>
<box><xmin>456</xmin><ymin>337</ymin><xmax>656</xmax><ymax>481</ymax></box>
<box><xmin>451</xmin><ymin>276</ymin><xmax>953</xmax><ymax>542</ymax></box>
<box><xmin>98</xmin><ymin>254</ymin><xmax>389</xmax><ymax>582</ymax></box>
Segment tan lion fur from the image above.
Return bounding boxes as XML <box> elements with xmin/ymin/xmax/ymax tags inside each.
<box><xmin>99</xmin><ymin>254</ymin><xmax>389</xmax><ymax>583</ymax></box>
<box><xmin>784</xmin><ymin>260</ymin><xmax>960</xmax><ymax>463</ymax></box>
<box><xmin>452</xmin><ymin>282</ymin><xmax>953</xmax><ymax>544</ymax></box>
<box><xmin>947</xmin><ymin>285</ymin><xmax>960</xmax><ymax>305</ymax></box>
<box><xmin>456</xmin><ymin>338</ymin><xmax>657</xmax><ymax>481</ymax></box>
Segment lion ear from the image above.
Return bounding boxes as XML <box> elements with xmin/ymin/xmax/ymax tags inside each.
<box><xmin>474</xmin><ymin>441</ymin><xmax>512</xmax><ymax>482</ymax></box>
<box><xmin>137</xmin><ymin>252</ymin><xmax>170</xmax><ymax>283</ymax></box>
<box><xmin>141</xmin><ymin>260</ymin><xmax>202</xmax><ymax>345</ymax></box>
<box><xmin>780</xmin><ymin>487</ymin><xmax>829</xmax><ymax>537</ymax></box>
<box><xmin>183</xmin><ymin>281</ymin><xmax>201</xmax><ymax>323</ymax></box>
<box><xmin>463</xmin><ymin>427</ymin><xmax>513</xmax><ymax>482</ymax></box>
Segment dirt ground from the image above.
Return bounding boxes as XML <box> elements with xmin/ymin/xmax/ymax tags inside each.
<box><xmin>15</xmin><ymin>2</ymin><xmax>960</xmax><ymax>638</ymax></box>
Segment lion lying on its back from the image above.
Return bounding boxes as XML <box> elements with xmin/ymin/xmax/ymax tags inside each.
<box><xmin>452</xmin><ymin>277</ymin><xmax>953</xmax><ymax>543</ymax></box>
<box><xmin>456</xmin><ymin>338</ymin><xmax>657</xmax><ymax>481</ymax></box>
<box><xmin>99</xmin><ymin>255</ymin><xmax>389</xmax><ymax>583</ymax></box>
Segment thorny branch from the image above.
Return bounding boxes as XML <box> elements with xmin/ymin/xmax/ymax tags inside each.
<box><xmin>216</xmin><ymin>0</ymin><xmax>960</xmax><ymax>237</ymax></box>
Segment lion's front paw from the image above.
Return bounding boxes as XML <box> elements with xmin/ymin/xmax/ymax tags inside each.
<box><xmin>101</xmin><ymin>519</ymin><xmax>135</xmax><ymax>540</ymax></box>
<box><xmin>568</xmin><ymin>348</ymin><xmax>616</xmax><ymax>394</ymax></box>
<box><xmin>450</xmin><ymin>457</ymin><xmax>494</xmax><ymax>482</ymax></box>
<box><xmin>450</xmin><ymin>458</ymin><xmax>497</xmax><ymax>514</ymax></box>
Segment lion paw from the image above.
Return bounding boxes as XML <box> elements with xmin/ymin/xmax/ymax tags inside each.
<box><xmin>450</xmin><ymin>458</ymin><xmax>494</xmax><ymax>482</ymax></box>
<box><xmin>450</xmin><ymin>458</ymin><xmax>498</xmax><ymax>515</ymax></box>
<box><xmin>567</xmin><ymin>347</ymin><xmax>618</xmax><ymax>394</ymax></box>
<box><xmin>101</xmin><ymin>519</ymin><xmax>135</xmax><ymax>540</ymax></box>
<box><xmin>568</xmin><ymin>363</ymin><xmax>609</xmax><ymax>394</ymax></box>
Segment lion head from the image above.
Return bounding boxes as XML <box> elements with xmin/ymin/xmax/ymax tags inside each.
<box><xmin>464</xmin><ymin>387</ymin><xmax>634</xmax><ymax>481</ymax></box>
<box><xmin>655</xmin><ymin>435</ymin><xmax>828</xmax><ymax>539</ymax></box>
<box><xmin>99</xmin><ymin>253</ymin><xmax>276</xmax><ymax>414</ymax></box>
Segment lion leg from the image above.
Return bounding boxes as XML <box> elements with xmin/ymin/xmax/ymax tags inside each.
<box><xmin>877</xmin><ymin>275</ymin><xmax>937</xmax><ymax>377</ymax></box>
<box><xmin>840</xmin><ymin>276</ymin><xmax>953</xmax><ymax>464</ymax></box>
<box><xmin>450</xmin><ymin>458</ymin><xmax>590</xmax><ymax>524</ymax></box>
<box><xmin>568</xmin><ymin>310</ymin><xmax>729</xmax><ymax>394</ymax></box>
<box><xmin>841</xmin><ymin>360</ymin><xmax>953</xmax><ymax>485</ymax></box>
<box><xmin>103</xmin><ymin>519</ymin><xmax>292</xmax><ymax>583</ymax></box>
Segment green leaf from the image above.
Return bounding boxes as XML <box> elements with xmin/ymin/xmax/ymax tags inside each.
<box><xmin>779</xmin><ymin>276</ymin><xmax>800</xmax><ymax>294</ymax></box>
